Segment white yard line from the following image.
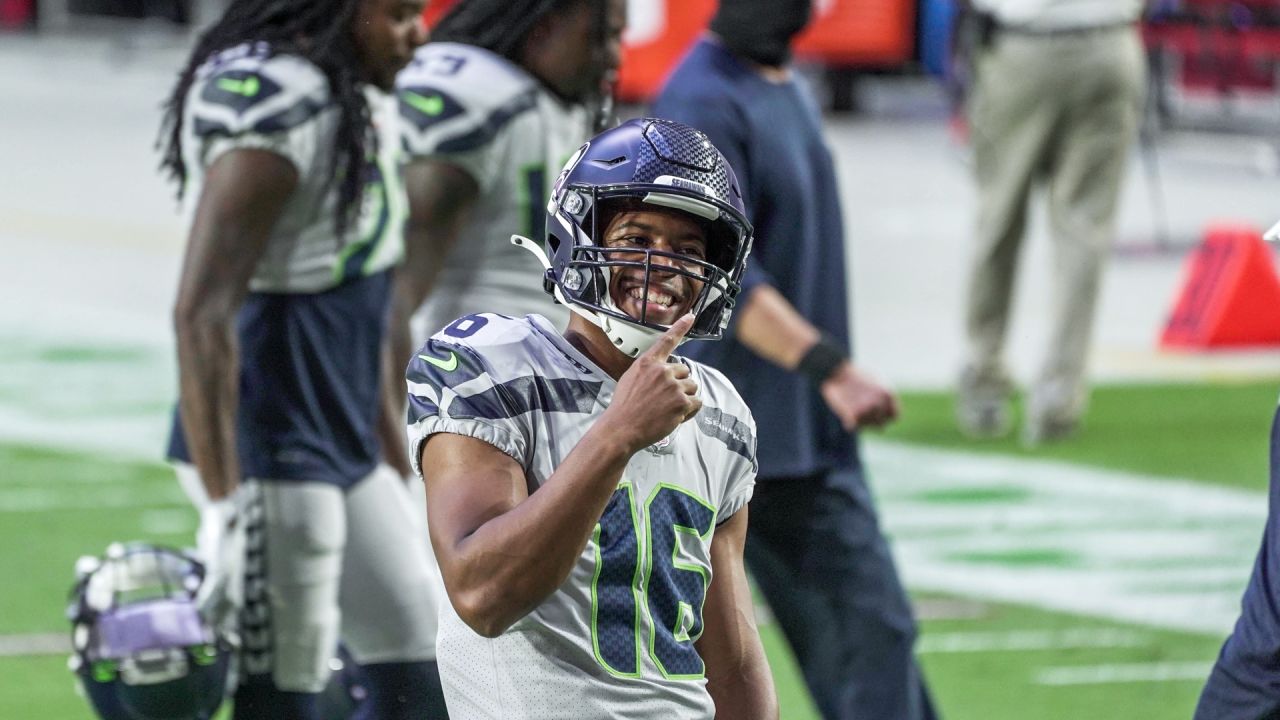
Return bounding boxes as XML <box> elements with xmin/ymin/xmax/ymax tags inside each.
<box><xmin>0</xmin><ymin>486</ymin><xmax>185</xmax><ymax>512</ymax></box>
<box><xmin>1034</xmin><ymin>661</ymin><xmax>1213</xmax><ymax>686</ymax></box>
<box><xmin>866</xmin><ymin>440</ymin><xmax>1266</xmax><ymax>637</ymax></box>
<box><xmin>917</xmin><ymin>628</ymin><xmax>1148</xmax><ymax>654</ymax></box>
<box><xmin>0</xmin><ymin>633</ymin><xmax>68</xmax><ymax>658</ymax></box>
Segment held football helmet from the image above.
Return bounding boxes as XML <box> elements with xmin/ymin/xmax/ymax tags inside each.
<box><xmin>512</xmin><ymin>117</ymin><xmax>754</xmax><ymax>357</ymax></box>
<box><xmin>67</xmin><ymin>543</ymin><xmax>233</xmax><ymax>720</ymax></box>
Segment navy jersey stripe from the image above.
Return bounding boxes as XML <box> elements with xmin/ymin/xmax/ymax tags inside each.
<box><xmin>192</xmin><ymin>96</ymin><xmax>328</xmax><ymax>141</ymax></box>
<box><xmin>253</xmin><ymin>96</ymin><xmax>328</xmax><ymax>134</ymax></box>
<box><xmin>694</xmin><ymin>407</ymin><xmax>754</xmax><ymax>463</ymax></box>
<box><xmin>407</xmin><ymin>393</ymin><xmax>441</xmax><ymax>426</ymax></box>
<box><xmin>449</xmin><ymin>376</ymin><xmax>602</xmax><ymax>421</ymax></box>
<box><xmin>435</xmin><ymin>89</ymin><xmax>538</xmax><ymax>154</ymax></box>
<box><xmin>192</xmin><ymin>117</ymin><xmax>233</xmax><ymax>140</ymax></box>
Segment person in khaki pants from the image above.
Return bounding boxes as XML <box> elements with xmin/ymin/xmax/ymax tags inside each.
<box><xmin>957</xmin><ymin>0</ymin><xmax>1146</xmax><ymax>443</ymax></box>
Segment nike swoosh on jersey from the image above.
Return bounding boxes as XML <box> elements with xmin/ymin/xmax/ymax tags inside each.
<box><xmin>402</xmin><ymin>90</ymin><xmax>446</xmax><ymax>116</ymax></box>
<box><xmin>419</xmin><ymin>351</ymin><xmax>459</xmax><ymax>372</ymax></box>
<box><xmin>217</xmin><ymin>76</ymin><xmax>261</xmax><ymax>97</ymax></box>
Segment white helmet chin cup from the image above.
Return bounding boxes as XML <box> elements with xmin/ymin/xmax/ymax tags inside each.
<box><xmin>598</xmin><ymin>293</ymin><xmax>685</xmax><ymax>358</ymax></box>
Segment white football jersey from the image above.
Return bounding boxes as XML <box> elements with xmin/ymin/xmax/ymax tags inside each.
<box><xmin>396</xmin><ymin>43</ymin><xmax>593</xmax><ymax>337</ymax></box>
<box><xmin>406</xmin><ymin>314</ymin><xmax>757</xmax><ymax>719</ymax></box>
<box><xmin>182</xmin><ymin>44</ymin><xmax>405</xmax><ymax>293</ymax></box>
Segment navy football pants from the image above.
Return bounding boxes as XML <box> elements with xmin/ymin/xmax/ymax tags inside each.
<box><xmin>745</xmin><ymin>467</ymin><xmax>938</xmax><ymax>720</ymax></box>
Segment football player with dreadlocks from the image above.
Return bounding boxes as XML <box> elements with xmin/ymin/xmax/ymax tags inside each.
<box><xmin>406</xmin><ymin>118</ymin><xmax>778</xmax><ymax>719</ymax></box>
<box><xmin>382</xmin><ymin>0</ymin><xmax>625</xmax><ymax>477</ymax></box>
<box><xmin>158</xmin><ymin>1</ymin><xmax>446</xmax><ymax>718</ymax></box>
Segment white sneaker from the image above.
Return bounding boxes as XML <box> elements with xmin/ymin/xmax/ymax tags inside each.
<box><xmin>955</xmin><ymin>368</ymin><xmax>1013</xmax><ymax>439</ymax></box>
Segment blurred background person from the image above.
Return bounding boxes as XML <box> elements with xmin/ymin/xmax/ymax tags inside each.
<box><xmin>651</xmin><ymin>1</ymin><xmax>938</xmax><ymax>718</ymax></box>
<box><xmin>383</xmin><ymin>0</ymin><xmax>624</xmax><ymax>476</ymax></box>
<box><xmin>158</xmin><ymin>0</ymin><xmax>446</xmax><ymax>717</ymax></box>
<box><xmin>381</xmin><ymin>0</ymin><xmax>626</xmax><ymax>478</ymax></box>
<box><xmin>955</xmin><ymin>0</ymin><xmax>1146</xmax><ymax>444</ymax></box>
<box><xmin>1196</xmin><ymin>387</ymin><xmax>1280</xmax><ymax>718</ymax></box>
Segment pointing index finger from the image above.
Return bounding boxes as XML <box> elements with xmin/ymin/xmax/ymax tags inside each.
<box><xmin>644</xmin><ymin>313</ymin><xmax>694</xmax><ymax>361</ymax></box>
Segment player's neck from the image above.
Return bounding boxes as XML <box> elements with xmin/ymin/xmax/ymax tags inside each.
<box><xmin>564</xmin><ymin>315</ymin><xmax>634</xmax><ymax>381</ymax></box>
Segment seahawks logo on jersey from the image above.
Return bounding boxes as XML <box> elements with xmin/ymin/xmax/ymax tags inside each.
<box><xmin>191</xmin><ymin>53</ymin><xmax>331</xmax><ymax>142</ymax></box>
<box><xmin>398</xmin><ymin>85</ymin><xmax>466</xmax><ymax>132</ymax></box>
<box><xmin>201</xmin><ymin>69</ymin><xmax>282</xmax><ymax>112</ymax></box>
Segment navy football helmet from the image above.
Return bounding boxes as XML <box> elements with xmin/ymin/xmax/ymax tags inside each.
<box><xmin>512</xmin><ymin>117</ymin><xmax>753</xmax><ymax>356</ymax></box>
<box><xmin>68</xmin><ymin>543</ymin><xmax>232</xmax><ymax>720</ymax></box>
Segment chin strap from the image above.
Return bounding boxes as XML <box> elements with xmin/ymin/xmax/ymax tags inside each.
<box><xmin>511</xmin><ymin>235</ymin><xmax>669</xmax><ymax>358</ymax></box>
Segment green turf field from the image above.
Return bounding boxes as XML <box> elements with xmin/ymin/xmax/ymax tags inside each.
<box><xmin>886</xmin><ymin>381</ymin><xmax>1278</xmax><ymax>491</ymax></box>
<box><xmin>4</xmin><ymin>380</ymin><xmax>1277</xmax><ymax>718</ymax></box>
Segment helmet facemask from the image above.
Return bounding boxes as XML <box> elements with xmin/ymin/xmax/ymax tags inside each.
<box><xmin>512</xmin><ymin>118</ymin><xmax>754</xmax><ymax>357</ymax></box>
<box><xmin>539</xmin><ymin>186</ymin><xmax>749</xmax><ymax>357</ymax></box>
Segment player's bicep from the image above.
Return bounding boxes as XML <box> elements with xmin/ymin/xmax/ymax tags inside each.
<box><xmin>421</xmin><ymin>432</ymin><xmax>528</xmax><ymax>576</ymax></box>
<box><xmin>175</xmin><ymin>149</ymin><xmax>297</xmax><ymax>320</ymax></box>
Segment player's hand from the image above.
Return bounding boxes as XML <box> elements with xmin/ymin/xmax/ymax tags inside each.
<box><xmin>606</xmin><ymin>314</ymin><xmax>701</xmax><ymax>453</ymax></box>
<box><xmin>196</xmin><ymin>486</ymin><xmax>249</xmax><ymax>628</ymax></box>
<box><xmin>820</xmin><ymin>361</ymin><xmax>899</xmax><ymax>432</ymax></box>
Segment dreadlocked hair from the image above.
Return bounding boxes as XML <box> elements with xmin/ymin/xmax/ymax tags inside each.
<box><xmin>430</xmin><ymin>0</ymin><xmax>589</xmax><ymax>62</ymax></box>
<box><xmin>432</xmin><ymin>0</ymin><xmax>615</xmax><ymax>129</ymax></box>
<box><xmin>158</xmin><ymin>0</ymin><xmax>370</xmax><ymax>233</ymax></box>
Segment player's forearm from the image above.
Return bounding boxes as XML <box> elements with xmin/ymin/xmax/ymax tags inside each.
<box><xmin>446</xmin><ymin>425</ymin><xmax>635</xmax><ymax>637</ymax></box>
<box><xmin>700</xmin><ymin>510</ymin><xmax>780</xmax><ymax>720</ymax></box>
<box><xmin>400</xmin><ymin>159</ymin><xmax>476</xmax><ymax>310</ymax></box>
<box><xmin>376</xmin><ymin>337</ymin><xmax>412</xmax><ymax>477</ymax></box>
<box><xmin>705</xmin><ymin>637</ymin><xmax>779</xmax><ymax>720</ymax></box>
<box><xmin>174</xmin><ymin>313</ymin><xmax>241</xmax><ymax>501</ymax></box>
<box><xmin>734</xmin><ymin>284</ymin><xmax>821</xmax><ymax>370</ymax></box>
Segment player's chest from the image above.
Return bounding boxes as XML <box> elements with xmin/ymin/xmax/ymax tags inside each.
<box><xmin>617</xmin><ymin>424</ymin><xmax>721</xmax><ymax>518</ymax></box>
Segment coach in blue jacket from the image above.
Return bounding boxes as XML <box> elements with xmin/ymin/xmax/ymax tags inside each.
<box><xmin>651</xmin><ymin>1</ymin><xmax>939</xmax><ymax>718</ymax></box>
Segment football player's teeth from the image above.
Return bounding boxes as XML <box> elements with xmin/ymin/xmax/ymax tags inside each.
<box><xmin>628</xmin><ymin>288</ymin><xmax>674</xmax><ymax>307</ymax></box>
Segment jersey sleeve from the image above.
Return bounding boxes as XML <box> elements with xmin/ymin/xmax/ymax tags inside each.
<box><xmin>397</xmin><ymin>46</ymin><xmax>538</xmax><ymax>193</ymax></box>
<box><xmin>687</xmin><ymin>363</ymin><xmax>758</xmax><ymax>521</ymax></box>
<box><xmin>717</xmin><ymin>410</ymin><xmax>757</xmax><ymax>522</ymax></box>
<box><xmin>405</xmin><ymin>321</ymin><xmax>533</xmax><ymax>478</ymax></box>
<box><xmin>188</xmin><ymin>53</ymin><xmax>332</xmax><ymax>177</ymax></box>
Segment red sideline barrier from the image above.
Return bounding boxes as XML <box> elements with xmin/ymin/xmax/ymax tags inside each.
<box><xmin>616</xmin><ymin>0</ymin><xmax>716</xmax><ymax>103</ymax></box>
<box><xmin>0</xmin><ymin>0</ymin><xmax>34</xmax><ymax>28</ymax></box>
<box><xmin>423</xmin><ymin>0</ymin><xmax>458</xmax><ymax>28</ymax></box>
<box><xmin>1160</xmin><ymin>225</ymin><xmax>1280</xmax><ymax>349</ymax></box>
<box><xmin>620</xmin><ymin>0</ymin><xmax>916</xmax><ymax>102</ymax></box>
<box><xmin>424</xmin><ymin>0</ymin><xmax>916</xmax><ymax>104</ymax></box>
<box><xmin>793</xmin><ymin>0</ymin><xmax>915</xmax><ymax>66</ymax></box>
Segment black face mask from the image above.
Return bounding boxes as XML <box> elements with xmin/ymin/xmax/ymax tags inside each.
<box><xmin>709</xmin><ymin>0</ymin><xmax>813</xmax><ymax>68</ymax></box>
